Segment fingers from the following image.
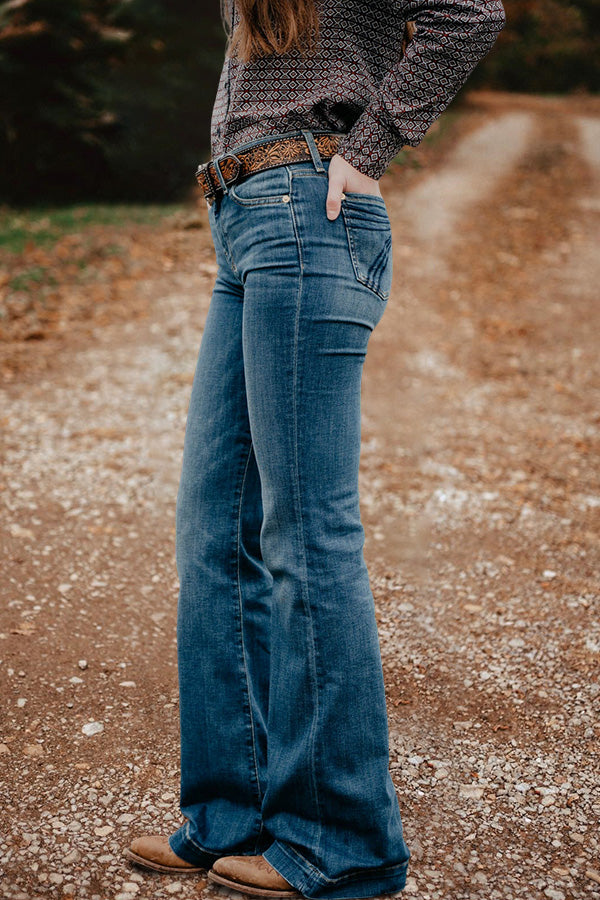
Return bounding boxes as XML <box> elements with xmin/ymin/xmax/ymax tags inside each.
<box><xmin>326</xmin><ymin>185</ymin><xmax>345</xmax><ymax>221</ymax></box>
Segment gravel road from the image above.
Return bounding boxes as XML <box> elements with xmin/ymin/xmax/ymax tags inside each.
<box><xmin>1</xmin><ymin>93</ymin><xmax>599</xmax><ymax>900</ymax></box>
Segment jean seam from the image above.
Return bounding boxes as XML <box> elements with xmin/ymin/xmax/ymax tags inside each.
<box><xmin>236</xmin><ymin>438</ymin><xmax>265</xmax><ymax>821</ymax></box>
<box><xmin>214</xmin><ymin>206</ymin><xmax>241</xmax><ymax>278</ymax></box>
<box><xmin>288</xmin><ymin>186</ymin><xmax>323</xmax><ymax>855</ymax></box>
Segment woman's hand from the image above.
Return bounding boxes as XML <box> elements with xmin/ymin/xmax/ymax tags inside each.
<box><xmin>326</xmin><ymin>153</ymin><xmax>382</xmax><ymax>220</ymax></box>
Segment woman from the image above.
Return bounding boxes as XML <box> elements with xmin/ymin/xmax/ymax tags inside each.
<box><xmin>124</xmin><ymin>0</ymin><xmax>505</xmax><ymax>897</ymax></box>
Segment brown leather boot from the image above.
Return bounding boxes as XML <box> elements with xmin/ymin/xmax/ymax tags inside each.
<box><xmin>209</xmin><ymin>855</ymin><xmax>302</xmax><ymax>897</ymax></box>
<box><xmin>123</xmin><ymin>834</ymin><xmax>206</xmax><ymax>874</ymax></box>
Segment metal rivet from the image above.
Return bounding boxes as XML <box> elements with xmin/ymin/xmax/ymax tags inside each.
<box><xmin>340</xmin><ymin>192</ymin><xmax>346</xmax><ymax>199</ymax></box>
<box><xmin>282</xmin><ymin>194</ymin><xmax>291</xmax><ymax>202</ymax></box>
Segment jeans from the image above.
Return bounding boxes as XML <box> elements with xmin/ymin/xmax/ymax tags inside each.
<box><xmin>168</xmin><ymin>129</ymin><xmax>411</xmax><ymax>899</ymax></box>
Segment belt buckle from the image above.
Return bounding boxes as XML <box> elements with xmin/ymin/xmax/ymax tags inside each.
<box><xmin>214</xmin><ymin>152</ymin><xmax>242</xmax><ymax>189</ymax></box>
<box><xmin>196</xmin><ymin>153</ymin><xmax>242</xmax><ymax>204</ymax></box>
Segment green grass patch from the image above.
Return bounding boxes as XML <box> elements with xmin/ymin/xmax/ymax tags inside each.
<box><xmin>9</xmin><ymin>266</ymin><xmax>57</xmax><ymax>292</ymax></box>
<box><xmin>0</xmin><ymin>203</ymin><xmax>184</xmax><ymax>255</ymax></box>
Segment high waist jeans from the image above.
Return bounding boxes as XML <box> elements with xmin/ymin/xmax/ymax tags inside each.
<box><xmin>168</xmin><ymin>129</ymin><xmax>411</xmax><ymax>899</ymax></box>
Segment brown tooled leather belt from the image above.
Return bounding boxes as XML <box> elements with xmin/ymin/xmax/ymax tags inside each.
<box><xmin>196</xmin><ymin>132</ymin><xmax>343</xmax><ymax>206</ymax></box>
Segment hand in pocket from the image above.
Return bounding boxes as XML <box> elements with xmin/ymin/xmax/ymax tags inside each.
<box><xmin>326</xmin><ymin>153</ymin><xmax>382</xmax><ymax>221</ymax></box>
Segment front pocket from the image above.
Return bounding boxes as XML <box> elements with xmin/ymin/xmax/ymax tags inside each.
<box><xmin>341</xmin><ymin>196</ymin><xmax>393</xmax><ymax>301</ymax></box>
<box><xmin>228</xmin><ymin>165</ymin><xmax>292</xmax><ymax>206</ymax></box>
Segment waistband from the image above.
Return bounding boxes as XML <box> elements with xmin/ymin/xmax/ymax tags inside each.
<box><xmin>197</xmin><ymin>129</ymin><xmax>345</xmax><ymax>206</ymax></box>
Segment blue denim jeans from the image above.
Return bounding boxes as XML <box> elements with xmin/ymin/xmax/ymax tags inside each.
<box><xmin>168</xmin><ymin>130</ymin><xmax>411</xmax><ymax>899</ymax></box>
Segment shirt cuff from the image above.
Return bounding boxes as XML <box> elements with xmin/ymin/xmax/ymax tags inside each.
<box><xmin>336</xmin><ymin>105</ymin><xmax>405</xmax><ymax>180</ymax></box>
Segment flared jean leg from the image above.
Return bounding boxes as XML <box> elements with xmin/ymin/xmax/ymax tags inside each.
<box><xmin>220</xmin><ymin>160</ymin><xmax>410</xmax><ymax>899</ymax></box>
<box><xmin>169</xmin><ymin>262</ymin><xmax>272</xmax><ymax>866</ymax></box>
<box><xmin>240</xmin><ymin>268</ymin><xmax>409</xmax><ymax>897</ymax></box>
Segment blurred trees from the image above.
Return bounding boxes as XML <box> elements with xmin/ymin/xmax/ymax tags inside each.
<box><xmin>98</xmin><ymin>0</ymin><xmax>226</xmax><ymax>202</ymax></box>
<box><xmin>0</xmin><ymin>0</ymin><xmax>129</xmax><ymax>203</ymax></box>
<box><xmin>474</xmin><ymin>0</ymin><xmax>600</xmax><ymax>93</ymax></box>
<box><xmin>0</xmin><ymin>0</ymin><xmax>225</xmax><ymax>204</ymax></box>
<box><xmin>0</xmin><ymin>0</ymin><xmax>598</xmax><ymax>205</ymax></box>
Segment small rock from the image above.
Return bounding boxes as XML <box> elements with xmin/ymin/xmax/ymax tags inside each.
<box><xmin>586</xmin><ymin>870</ymin><xmax>600</xmax><ymax>885</ymax></box>
<box><xmin>17</xmin><ymin>698</ymin><xmax>27</xmax><ymax>708</ymax></box>
<box><xmin>78</xmin><ymin>659</ymin><xmax>88</xmax><ymax>670</ymax></box>
<box><xmin>459</xmin><ymin>784</ymin><xmax>484</xmax><ymax>799</ymax></box>
<box><xmin>82</xmin><ymin>722</ymin><xmax>104</xmax><ymax>736</ymax></box>
<box><xmin>119</xmin><ymin>681</ymin><xmax>137</xmax><ymax>688</ymax></box>
<box><xmin>544</xmin><ymin>889</ymin><xmax>565</xmax><ymax>900</ymax></box>
<box><xmin>69</xmin><ymin>677</ymin><xmax>84</xmax><ymax>684</ymax></box>
<box><xmin>165</xmin><ymin>884</ymin><xmax>183</xmax><ymax>894</ymax></box>
<box><xmin>542</xmin><ymin>570</ymin><xmax>557</xmax><ymax>579</ymax></box>
<box><xmin>23</xmin><ymin>743</ymin><xmax>44</xmax><ymax>757</ymax></box>
<box><xmin>94</xmin><ymin>825</ymin><xmax>114</xmax><ymax>837</ymax></box>
<box><xmin>9</xmin><ymin>523</ymin><xmax>35</xmax><ymax>539</ymax></box>
<box><xmin>62</xmin><ymin>849</ymin><xmax>80</xmax><ymax>864</ymax></box>
<box><xmin>120</xmin><ymin>883</ymin><xmax>140</xmax><ymax>893</ymax></box>
<box><xmin>0</xmin><ymin>743</ymin><xmax>10</xmax><ymax>754</ymax></box>
<box><xmin>422</xmin><ymin>867</ymin><xmax>440</xmax><ymax>879</ymax></box>
<box><xmin>409</xmin><ymin>838</ymin><xmax>424</xmax><ymax>861</ymax></box>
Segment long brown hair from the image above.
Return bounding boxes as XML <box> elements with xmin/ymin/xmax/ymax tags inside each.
<box><xmin>223</xmin><ymin>0</ymin><xmax>320</xmax><ymax>62</ymax></box>
<box><xmin>222</xmin><ymin>0</ymin><xmax>415</xmax><ymax>64</ymax></box>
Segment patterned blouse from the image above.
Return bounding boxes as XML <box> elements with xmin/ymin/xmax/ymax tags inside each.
<box><xmin>210</xmin><ymin>0</ymin><xmax>506</xmax><ymax>180</ymax></box>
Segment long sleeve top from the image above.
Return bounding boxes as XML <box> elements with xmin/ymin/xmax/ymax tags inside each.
<box><xmin>210</xmin><ymin>0</ymin><xmax>506</xmax><ymax>180</ymax></box>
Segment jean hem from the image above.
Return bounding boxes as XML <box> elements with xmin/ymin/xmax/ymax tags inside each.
<box><xmin>263</xmin><ymin>840</ymin><xmax>409</xmax><ymax>900</ymax></box>
<box><xmin>168</xmin><ymin>822</ymin><xmax>220</xmax><ymax>869</ymax></box>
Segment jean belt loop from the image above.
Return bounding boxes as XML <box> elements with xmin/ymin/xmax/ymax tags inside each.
<box><xmin>212</xmin><ymin>153</ymin><xmax>230</xmax><ymax>194</ymax></box>
<box><xmin>301</xmin><ymin>129</ymin><xmax>326</xmax><ymax>174</ymax></box>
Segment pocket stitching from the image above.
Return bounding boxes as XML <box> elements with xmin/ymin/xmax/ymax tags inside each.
<box><xmin>341</xmin><ymin>206</ymin><xmax>392</xmax><ymax>302</ymax></box>
<box><xmin>228</xmin><ymin>167</ymin><xmax>291</xmax><ymax>206</ymax></box>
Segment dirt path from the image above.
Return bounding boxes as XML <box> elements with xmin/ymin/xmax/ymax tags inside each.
<box><xmin>1</xmin><ymin>94</ymin><xmax>599</xmax><ymax>900</ymax></box>
<box><xmin>388</xmin><ymin>110</ymin><xmax>535</xmax><ymax>272</ymax></box>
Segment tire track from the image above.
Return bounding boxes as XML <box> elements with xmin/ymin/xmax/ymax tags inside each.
<box><xmin>388</xmin><ymin>112</ymin><xmax>536</xmax><ymax>279</ymax></box>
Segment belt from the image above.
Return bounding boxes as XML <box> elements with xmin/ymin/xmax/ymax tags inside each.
<box><xmin>196</xmin><ymin>132</ymin><xmax>343</xmax><ymax>206</ymax></box>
